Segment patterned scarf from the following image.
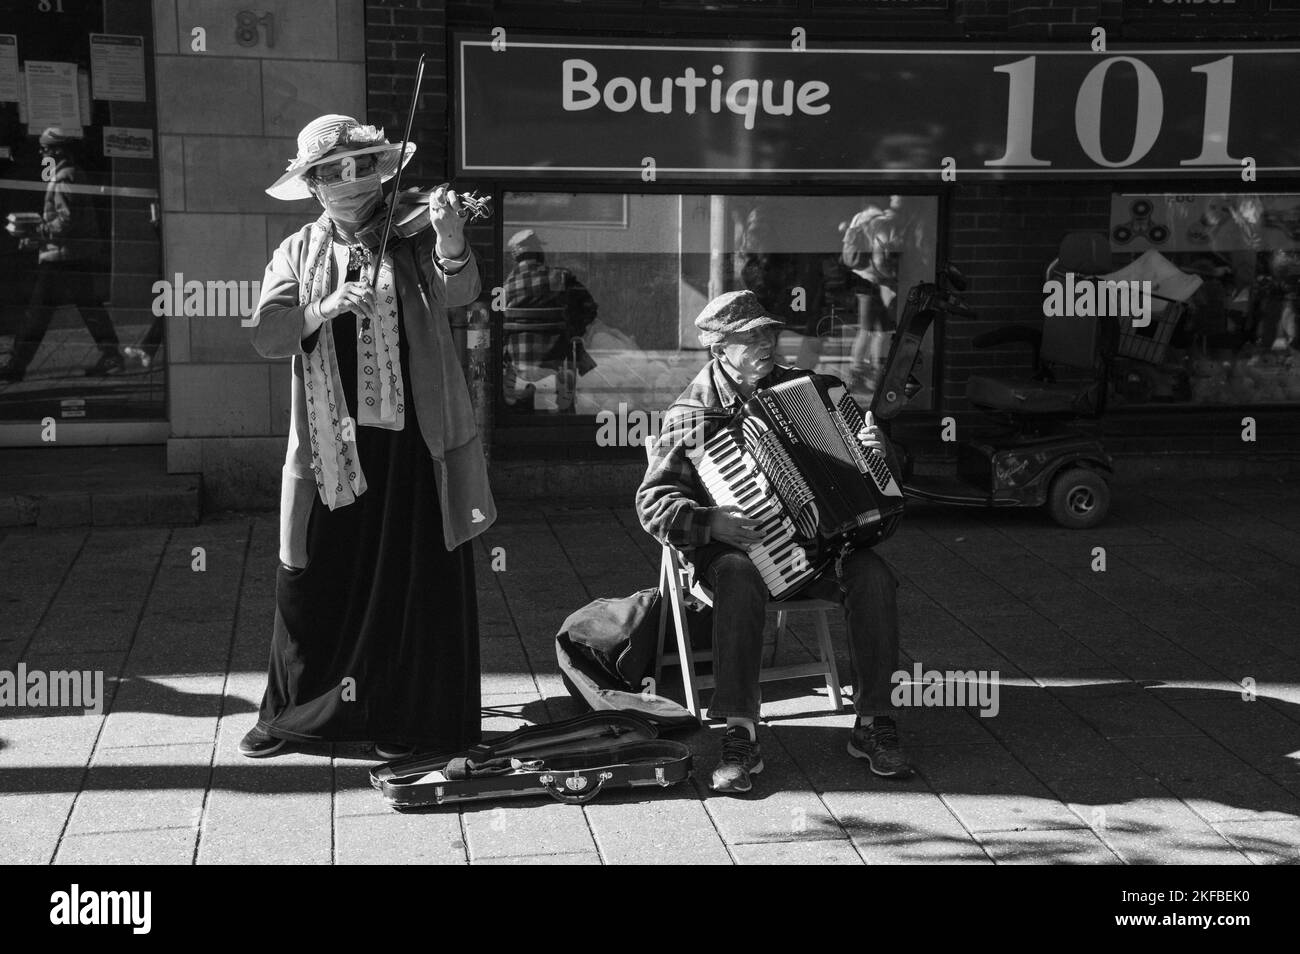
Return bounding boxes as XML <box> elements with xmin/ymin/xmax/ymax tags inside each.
<box><xmin>299</xmin><ymin>215</ymin><xmax>405</xmax><ymax>510</ymax></box>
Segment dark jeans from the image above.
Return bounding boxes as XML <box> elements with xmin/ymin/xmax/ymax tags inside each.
<box><xmin>692</xmin><ymin>544</ymin><xmax>900</xmax><ymax>722</ymax></box>
<box><xmin>10</xmin><ymin>262</ymin><xmax>119</xmax><ymax>372</ymax></box>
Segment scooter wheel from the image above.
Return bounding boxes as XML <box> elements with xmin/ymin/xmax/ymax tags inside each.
<box><xmin>1048</xmin><ymin>467</ymin><xmax>1110</xmax><ymax>529</ymax></box>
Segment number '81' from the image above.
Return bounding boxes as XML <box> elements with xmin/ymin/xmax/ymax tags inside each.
<box><xmin>235</xmin><ymin>10</ymin><xmax>276</xmax><ymax>48</ymax></box>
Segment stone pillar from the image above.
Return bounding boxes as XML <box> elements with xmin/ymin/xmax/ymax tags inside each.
<box><xmin>153</xmin><ymin>0</ymin><xmax>367</xmax><ymax>508</ymax></box>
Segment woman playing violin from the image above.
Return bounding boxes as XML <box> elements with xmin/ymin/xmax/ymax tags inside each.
<box><xmin>240</xmin><ymin>114</ymin><xmax>496</xmax><ymax>760</ymax></box>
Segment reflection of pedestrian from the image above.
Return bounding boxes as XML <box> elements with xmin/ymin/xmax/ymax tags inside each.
<box><xmin>733</xmin><ymin>205</ymin><xmax>824</xmax><ymax>367</ymax></box>
<box><xmin>123</xmin><ymin>203</ymin><xmax>164</xmax><ymax>369</ymax></box>
<box><xmin>502</xmin><ymin>229</ymin><xmax>598</xmax><ymax>413</ymax></box>
<box><xmin>1</xmin><ymin>128</ymin><xmax>121</xmax><ymax>383</ymax></box>
<box><xmin>842</xmin><ymin>198</ymin><xmax>903</xmax><ymax>390</ymax></box>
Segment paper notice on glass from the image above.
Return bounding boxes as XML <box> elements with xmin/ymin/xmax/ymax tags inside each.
<box><xmin>25</xmin><ymin>61</ymin><xmax>82</xmax><ymax>135</ymax></box>
<box><xmin>103</xmin><ymin>126</ymin><xmax>154</xmax><ymax>159</ymax></box>
<box><xmin>90</xmin><ymin>34</ymin><xmax>146</xmax><ymax>102</ymax></box>
<box><xmin>78</xmin><ymin>69</ymin><xmax>91</xmax><ymax>128</ymax></box>
<box><xmin>0</xmin><ymin>35</ymin><xmax>19</xmax><ymax>103</ymax></box>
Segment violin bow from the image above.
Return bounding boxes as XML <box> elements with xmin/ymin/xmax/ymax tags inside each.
<box><xmin>368</xmin><ymin>52</ymin><xmax>426</xmax><ymax>292</ymax></box>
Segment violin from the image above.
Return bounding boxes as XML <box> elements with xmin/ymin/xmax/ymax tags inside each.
<box><xmin>355</xmin><ymin>183</ymin><xmax>492</xmax><ymax>252</ymax></box>
<box><xmin>356</xmin><ymin>53</ymin><xmax>490</xmax><ymax>337</ymax></box>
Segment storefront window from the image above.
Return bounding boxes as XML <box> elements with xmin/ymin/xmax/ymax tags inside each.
<box><xmin>498</xmin><ymin>191</ymin><xmax>938</xmax><ymax>419</ymax></box>
<box><xmin>1107</xmin><ymin>193</ymin><xmax>1300</xmax><ymax>405</ymax></box>
<box><xmin>0</xmin><ymin>1</ymin><xmax>163</xmax><ymax>430</ymax></box>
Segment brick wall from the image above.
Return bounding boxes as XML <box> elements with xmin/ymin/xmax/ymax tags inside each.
<box><xmin>1008</xmin><ymin>0</ymin><xmax>1100</xmax><ymax>37</ymax></box>
<box><xmin>957</xmin><ymin>0</ymin><xmax>1010</xmax><ymax>35</ymax></box>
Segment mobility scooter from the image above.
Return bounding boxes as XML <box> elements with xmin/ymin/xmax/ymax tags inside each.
<box><xmin>870</xmin><ymin>236</ymin><xmax>1120</xmax><ymax>529</ymax></box>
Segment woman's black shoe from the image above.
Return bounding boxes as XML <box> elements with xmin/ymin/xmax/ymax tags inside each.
<box><xmin>239</xmin><ymin>725</ymin><xmax>288</xmax><ymax>758</ymax></box>
<box><xmin>374</xmin><ymin>741</ymin><xmax>416</xmax><ymax>760</ymax></box>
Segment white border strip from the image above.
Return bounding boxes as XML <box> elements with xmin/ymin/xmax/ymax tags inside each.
<box><xmin>0</xmin><ymin>181</ymin><xmax>160</xmax><ymax>199</ymax></box>
<box><xmin>0</xmin><ymin>421</ymin><xmax>169</xmax><ymax>446</ymax></box>
<box><xmin>461</xmin><ymin>165</ymin><xmax>1300</xmax><ymax>174</ymax></box>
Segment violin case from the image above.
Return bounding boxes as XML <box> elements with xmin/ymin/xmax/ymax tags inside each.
<box><xmin>370</xmin><ymin>712</ymin><xmax>693</xmax><ymax>809</ymax></box>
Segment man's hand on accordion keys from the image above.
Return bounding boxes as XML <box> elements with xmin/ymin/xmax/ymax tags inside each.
<box><xmin>857</xmin><ymin>410</ymin><xmax>887</xmax><ymax>455</ymax></box>
<box><xmin>708</xmin><ymin>505</ymin><xmax>764</xmax><ymax>549</ymax></box>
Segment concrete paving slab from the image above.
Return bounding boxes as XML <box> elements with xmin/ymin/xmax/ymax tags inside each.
<box><xmin>976</xmin><ymin>827</ymin><xmax>1121</xmax><ymax>865</ymax></box>
<box><xmin>54</xmin><ymin>827</ymin><xmax>197</xmax><ymax>865</ymax></box>
<box><xmin>65</xmin><ymin>742</ymin><xmax>212</xmax><ymax>835</ymax></box>
<box><xmin>731</xmin><ymin>839</ymin><xmax>864</xmax><ymax>864</ymax></box>
<box><xmin>1052</xmin><ymin>776</ymin><xmax>1253</xmax><ymax>865</ymax></box>
<box><xmin>1213</xmin><ymin>820</ymin><xmax>1300</xmax><ymax>864</ymax></box>
<box><xmin>585</xmin><ymin>790</ymin><xmax>731</xmax><ymax>865</ymax></box>
<box><xmin>335</xmin><ymin>810</ymin><xmax>467</xmax><ymax>865</ymax></box>
<box><xmin>0</xmin><ymin>790</ymin><xmax>77</xmax><ymax>864</ymax></box>
<box><xmin>462</xmin><ymin>800</ymin><xmax>597</xmax><ymax>860</ymax></box>
<box><xmin>826</xmin><ymin>789</ymin><xmax>990</xmax><ymax>864</ymax></box>
<box><xmin>473</xmin><ymin>852</ymin><xmax>602</xmax><ymax>864</ymax></box>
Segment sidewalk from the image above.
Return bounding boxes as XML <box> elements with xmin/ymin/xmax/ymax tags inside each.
<box><xmin>1</xmin><ymin>479</ymin><xmax>1298</xmax><ymax>864</ymax></box>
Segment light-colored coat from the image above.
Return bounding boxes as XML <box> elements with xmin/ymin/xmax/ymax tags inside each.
<box><xmin>251</xmin><ymin>223</ymin><xmax>496</xmax><ymax>567</ymax></box>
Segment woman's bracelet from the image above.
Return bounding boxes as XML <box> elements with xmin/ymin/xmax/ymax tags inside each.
<box><xmin>305</xmin><ymin>300</ymin><xmax>325</xmax><ymax>331</ymax></box>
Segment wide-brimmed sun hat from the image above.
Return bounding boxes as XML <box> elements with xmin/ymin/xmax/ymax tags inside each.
<box><xmin>266</xmin><ymin>114</ymin><xmax>415</xmax><ymax>201</ymax></box>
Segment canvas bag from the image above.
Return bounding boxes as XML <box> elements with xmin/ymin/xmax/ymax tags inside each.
<box><xmin>554</xmin><ymin>587</ymin><xmax>712</xmax><ymax>729</ymax></box>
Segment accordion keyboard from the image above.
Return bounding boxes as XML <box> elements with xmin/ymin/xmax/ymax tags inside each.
<box><xmin>691</xmin><ymin>428</ymin><xmax>820</xmax><ymax>600</ymax></box>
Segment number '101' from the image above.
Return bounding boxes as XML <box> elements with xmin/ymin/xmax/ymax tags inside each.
<box><xmin>987</xmin><ymin>55</ymin><xmax>1240</xmax><ymax>169</ymax></box>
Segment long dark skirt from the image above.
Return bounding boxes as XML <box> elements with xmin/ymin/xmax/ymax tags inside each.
<box><xmin>256</xmin><ymin>305</ymin><xmax>481</xmax><ymax>751</ymax></box>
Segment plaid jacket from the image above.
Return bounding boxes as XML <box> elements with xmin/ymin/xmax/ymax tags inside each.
<box><xmin>636</xmin><ymin>360</ymin><xmax>902</xmax><ymax>552</ymax></box>
<box><xmin>503</xmin><ymin>257</ymin><xmax>598</xmax><ymax>368</ymax></box>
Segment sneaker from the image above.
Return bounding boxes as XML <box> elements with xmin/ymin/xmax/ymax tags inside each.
<box><xmin>374</xmin><ymin>741</ymin><xmax>416</xmax><ymax>761</ymax></box>
<box><xmin>0</xmin><ymin>363</ymin><xmax>23</xmax><ymax>384</ymax></box>
<box><xmin>238</xmin><ymin>725</ymin><xmax>287</xmax><ymax>758</ymax></box>
<box><xmin>122</xmin><ymin>346</ymin><xmax>151</xmax><ymax>369</ymax></box>
<box><xmin>85</xmin><ymin>352</ymin><xmax>125</xmax><ymax>376</ymax></box>
<box><xmin>709</xmin><ymin>725</ymin><xmax>763</xmax><ymax>794</ymax></box>
<box><xmin>847</xmin><ymin>716</ymin><xmax>912</xmax><ymax>778</ymax></box>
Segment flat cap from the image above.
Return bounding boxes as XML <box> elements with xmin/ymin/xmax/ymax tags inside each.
<box><xmin>694</xmin><ymin>290</ymin><xmax>784</xmax><ymax>345</ymax></box>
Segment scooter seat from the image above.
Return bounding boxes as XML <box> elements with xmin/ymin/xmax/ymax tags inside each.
<box><xmin>966</xmin><ymin>374</ymin><xmax>1094</xmax><ymax>415</ymax></box>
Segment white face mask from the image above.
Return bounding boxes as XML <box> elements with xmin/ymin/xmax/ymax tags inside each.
<box><xmin>313</xmin><ymin>174</ymin><xmax>383</xmax><ymax>226</ymax></box>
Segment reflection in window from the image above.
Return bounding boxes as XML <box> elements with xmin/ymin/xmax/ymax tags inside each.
<box><xmin>1108</xmin><ymin>193</ymin><xmax>1300</xmax><ymax>405</ymax></box>
<box><xmin>498</xmin><ymin>192</ymin><xmax>938</xmax><ymax>419</ymax></box>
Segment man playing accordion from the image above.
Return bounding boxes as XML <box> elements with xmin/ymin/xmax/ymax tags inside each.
<box><xmin>637</xmin><ymin>290</ymin><xmax>912</xmax><ymax>795</ymax></box>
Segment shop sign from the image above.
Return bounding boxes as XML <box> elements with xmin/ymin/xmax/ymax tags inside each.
<box><xmin>455</xmin><ymin>36</ymin><xmax>1300</xmax><ymax>180</ymax></box>
<box><xmin>1123</xmin><ymin>0</ymin><xmax>1259</xmax><ymax>14</ymax></box>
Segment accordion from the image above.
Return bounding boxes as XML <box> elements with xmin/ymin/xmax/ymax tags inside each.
<box><xmin>688</xmin><ymin>373</ymin><xmax>905</xmax><ymax>600</ymax></box>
